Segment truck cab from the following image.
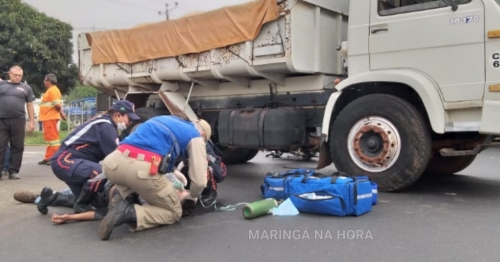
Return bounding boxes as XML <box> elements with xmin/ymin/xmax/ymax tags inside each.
<box><xmin>319</xmin><ymin>0</ymin><xmax>500</xmax><ymax>191</ymax></box>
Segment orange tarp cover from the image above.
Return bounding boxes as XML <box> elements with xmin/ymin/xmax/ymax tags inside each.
<box><xmin>86</xmin><ymin>0</ymin><xmax>281</xmax><ymax>65</ymax></box>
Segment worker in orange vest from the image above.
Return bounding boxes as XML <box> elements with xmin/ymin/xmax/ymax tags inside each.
<box><xmin>38</xmin><ymin>74</ymin><xmax>67</xmax><ymax>165</ymax></box>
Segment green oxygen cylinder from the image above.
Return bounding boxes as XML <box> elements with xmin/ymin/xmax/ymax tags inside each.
<box><xmin>242</xmin><ymin>198</ymin><xmax>278</xmax><ymax>219</ymax></box>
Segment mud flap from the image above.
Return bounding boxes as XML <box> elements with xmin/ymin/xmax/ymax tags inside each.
<box><xmin>316</xmin><ymin>142</ymin><xmax>332</xmax><ymax>169</ymax></box>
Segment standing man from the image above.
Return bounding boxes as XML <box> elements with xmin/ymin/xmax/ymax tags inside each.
<box><xmin>38</xmin><ymin>73</ymin><xmax>66</xmax><ymax>165</ymax></box>
<box><xmin>0</xmin><ymin>65</ymin><xmax>35</xmax><ymax>180</ymax></box>
<box><xmin>99</xmin><ymin>115</ymin><xmax>211</xmax><ymax>240</ymax></box>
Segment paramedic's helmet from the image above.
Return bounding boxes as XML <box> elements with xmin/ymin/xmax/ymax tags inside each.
<box><xmin>194</xmin><ymin>119</ymin><xmax>212</xmax><ymax>141</ymax></box>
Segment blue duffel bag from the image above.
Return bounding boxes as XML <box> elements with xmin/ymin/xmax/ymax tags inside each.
<box><xmin>287</xmin><ymin>174</ymin><xmax>373</xmax><ymax>216</ymax></box>
<box><xmin>289</xmin><ymin>191</ymin><xmax>349</xmax><ymax>217</ymax></box>
<box><xmin>356</xmin><ymin>175</ymin><xmax>378</xmax><ymax>205</ymax></box>
<box><xmin>260</xmin><ymin>168</ymin><xmax>316</xmax><ymax>200</ymax></box>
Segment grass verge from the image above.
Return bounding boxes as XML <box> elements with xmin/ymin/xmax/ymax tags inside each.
<box><xmin>24</xmin><ymin>130</ymin><xmax>70</xmax><ymax>146</ymax></box>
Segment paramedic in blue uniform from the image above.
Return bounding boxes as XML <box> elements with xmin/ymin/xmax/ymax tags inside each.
<box><xmin>36</xmin><ymin>100</ymin><xmax>140</xmax><ymax>216</ymax></box>
<box><xmin>98</xmin><ymin>115</ymin><xmax>211</xmax><ymax>241</ymax></box>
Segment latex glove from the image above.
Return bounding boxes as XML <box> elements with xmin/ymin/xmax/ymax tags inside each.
<box><xmin>173</xmin><ymin>169</ymin><xmax>188</xmax><ymax>187</ymax></box>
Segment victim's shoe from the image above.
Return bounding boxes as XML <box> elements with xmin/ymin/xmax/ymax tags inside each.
<box><xmin>13</xmin><ymin>191</ymin><xmax>39</xmax><ymax>203</ymax></box>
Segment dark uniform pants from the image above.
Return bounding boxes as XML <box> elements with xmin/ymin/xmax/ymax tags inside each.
<box><xmin>0</xmin><ymin>118</ymin><xmax>27</xmax><ymax>174</ymax></box>
<box><xmin>51</xmin><ymin>150</ymin><xmax>106</xmax><ymax>208</ymax></box>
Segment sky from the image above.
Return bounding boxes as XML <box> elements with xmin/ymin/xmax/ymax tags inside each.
<box><xmin>21</xmin><ymin>0</ymin><xmax>253</xmax><ymax>63</ymax></box>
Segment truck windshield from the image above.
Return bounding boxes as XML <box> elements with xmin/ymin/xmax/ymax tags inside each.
<box><xmin>496</xmin><ymin>0</ymin><xmax>500</xmax><ymax>5</ymax></box>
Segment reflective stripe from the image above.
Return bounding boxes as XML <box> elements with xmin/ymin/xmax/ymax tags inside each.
<box><xmin>46</xmin><ymin>140</ymin><xmax>60</xmax><ymax>146</ymax></box>
<box><xmin>40</xmin><ymin>100</ymin><xmax>62</xmax><ymax>107</ymax></box>
<box><xmin>357</xmin><ymin>193</ymin><xmax>373</xmax><ymax>200</ymax></box>
<box><xmin>64</xmin><ymin>119</ymin><xmax>112</xmax><ymax>146</ymax></box>
<box><xmin>39</xmin><ymin>102</ymin><xmax>55</xmax><ymax>107</ymax></box>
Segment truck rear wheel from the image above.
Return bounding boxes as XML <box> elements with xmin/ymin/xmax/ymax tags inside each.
<box><xmin>329</xmin><ymin>94</ymin><xmax>431</xmax><ymax>192</ymax></box>
<box><xmin>240</xmin><ymin>149</ymin><xmax>259</xmax><ymax>162</ymax></box>
<box><xmin>220</xmin><ymin>148</ymin><xmax>259</xmax><ymax>165</ymax></box>
<box><xmin>424</xmin><ymin>155</ymin><xmax>476</xmax><ymax>176</ymax></box>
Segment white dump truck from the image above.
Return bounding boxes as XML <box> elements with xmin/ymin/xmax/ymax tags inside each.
<box><xmin>78</xmin><ymin>0</ymin><xmax>500</xmax><ymax>191</ymax></box>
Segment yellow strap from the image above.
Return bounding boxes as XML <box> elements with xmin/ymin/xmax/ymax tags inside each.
<box><xmin>45</xmin><ymin>140</ymin><xmax>60</xmax><ymax>146</ymax></box>
<box><xmin>39</xmin><ymin>102</ymin><xmax>54</xmax><ymax>107</ymax></box>
<box><xmin>40</xmin><ymin>100</ymin><xmax>62</xmax><ymax>107</ymax></box>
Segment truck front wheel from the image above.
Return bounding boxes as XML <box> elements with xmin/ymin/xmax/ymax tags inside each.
<box><xmin>330</xmin><ymin>94</ymin><xmax>431</xmax><ymax>192</ymax></box>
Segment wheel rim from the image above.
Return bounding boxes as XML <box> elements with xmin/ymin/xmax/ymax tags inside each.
<box><xmin>73</xmin><ymin>118</ymin><xmax>82</xmax><ymax>126</ymax></box>
<box><xmin>347</xmin><ymin>116</ymin><xmax>401</xmax><ymax>172</ymax></box>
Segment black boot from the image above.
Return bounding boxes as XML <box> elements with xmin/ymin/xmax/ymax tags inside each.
<box><xmin>52</xmin><ymin>193</ymin><xmax>76</xmax><ymax>208</ymax></box>
<box><xmin>99</xmin><ymin>194</ymin><xmax>137</xmax><ymax>241</ymax></box>
<box><xmin>125</xmin><ymin>192</ymin><xmax>141</xmax><ymax>205</ymax></box>
<box><xmin>37</xmin><ymin>187</ymin><xmax>58</xmax><ymax>215</ymax></box>
<box><xmin>73</xmin><ymin>188</ymin><xmax>96</xmax><ymax>214</ymax></box>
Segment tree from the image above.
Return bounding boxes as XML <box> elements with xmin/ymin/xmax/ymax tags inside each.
<box><xmin>0</xmin><ymin>0</ymin><xmax>78</xmax><ymax>96</ymax></box>
<box><xmin>65</xmin><ymin>84</ymin><xmax>100</xmax><ymax>102</ymax></box>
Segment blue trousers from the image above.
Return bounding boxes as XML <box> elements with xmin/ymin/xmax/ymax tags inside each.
<box><xmin>51</xmin><ymin>149</ymin><xmax>108</xmax><ymax>211</ymax></box>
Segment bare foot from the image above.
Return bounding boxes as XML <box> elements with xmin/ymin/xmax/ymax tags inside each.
<box><xmin>52</xmin><ymin>214</ymin><xmax>69</xmax><ymax>224</ymax></box>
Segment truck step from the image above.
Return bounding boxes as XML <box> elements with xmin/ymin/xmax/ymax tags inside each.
<box><xmin>439</xmin><ymin>142</ymin><xmax>500</xmax><ymax>156</ymax></box>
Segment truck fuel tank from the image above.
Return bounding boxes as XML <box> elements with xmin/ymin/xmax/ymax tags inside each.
<box><xmin>217</xmin><ymin>107</ymin><xmax>307</xmax><ymax>151</ymax></box>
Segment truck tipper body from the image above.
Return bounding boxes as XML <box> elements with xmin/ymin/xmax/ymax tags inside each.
<box><xmin>78</xmin><ymin>0</ymin><xmax>500</xmax><ymax>191</ymax></box>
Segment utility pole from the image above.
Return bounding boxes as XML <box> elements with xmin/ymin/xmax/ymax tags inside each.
<box><xmin>158</xmin><ymin>2</ymin><xmax>178</xmax><ymax>21</ymax></box>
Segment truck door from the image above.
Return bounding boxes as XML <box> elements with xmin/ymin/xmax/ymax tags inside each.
<box><xmin>479</xmin><ymin>0</ymin><xmax>500</xmax><ymax>134</ymax></box>
<box><xmin>369</xmin><ymin>0</ymin><xmax>485</xmax><ymax>102</ymax></box>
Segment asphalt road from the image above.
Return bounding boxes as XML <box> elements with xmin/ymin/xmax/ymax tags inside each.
<box><xmin>1</xmin><ymin>146</ymin><xmax>500</xmax><ymax>262</ymax></box>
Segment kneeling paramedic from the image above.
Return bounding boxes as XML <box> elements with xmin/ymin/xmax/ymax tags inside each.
<box><xmin>36</xmin><ymin>100</ymin><xmax>140</xmax><ymax>216</ymax></box>
<box><xmin>99</xmin><ymin>115</ymin><xmax>211</xmax><ymax>240</ymax></box>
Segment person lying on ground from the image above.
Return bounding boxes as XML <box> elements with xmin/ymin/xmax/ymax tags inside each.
<box><xmin>13</xmin><ymin>171</ymin><xmax>188</xmax><ymax>224</ymax></box>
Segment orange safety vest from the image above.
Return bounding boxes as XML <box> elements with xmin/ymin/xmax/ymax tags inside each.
<box><xmin>39</xmin><ymin>85</ymin><xmax>62</xmax><ymax>121</ymax></box>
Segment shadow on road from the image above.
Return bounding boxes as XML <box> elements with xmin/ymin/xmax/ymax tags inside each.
<box><xmin>402</xmin><ymin>173</ymin><xmax>500</xmax><ymax>199</ymax></box>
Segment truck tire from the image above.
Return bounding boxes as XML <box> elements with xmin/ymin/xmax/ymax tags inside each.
<box><xmin>220</xmin><ymin>148</ymin><xmax>258</xmax><ymax>165</ymax></box>
<box><xmin>240</xmin><ymin>149</ymin><xmax>259</xmax><ymax>163</ymax></box>
<box><xmin>424</xmin><ymin>155</ymin><xmax>476</xmax><ymax>176</ymax></box>
<box><xmin>329</xmin><ymin>94</ymin><xmax>431</xmax><ymax>192</ymax></box>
